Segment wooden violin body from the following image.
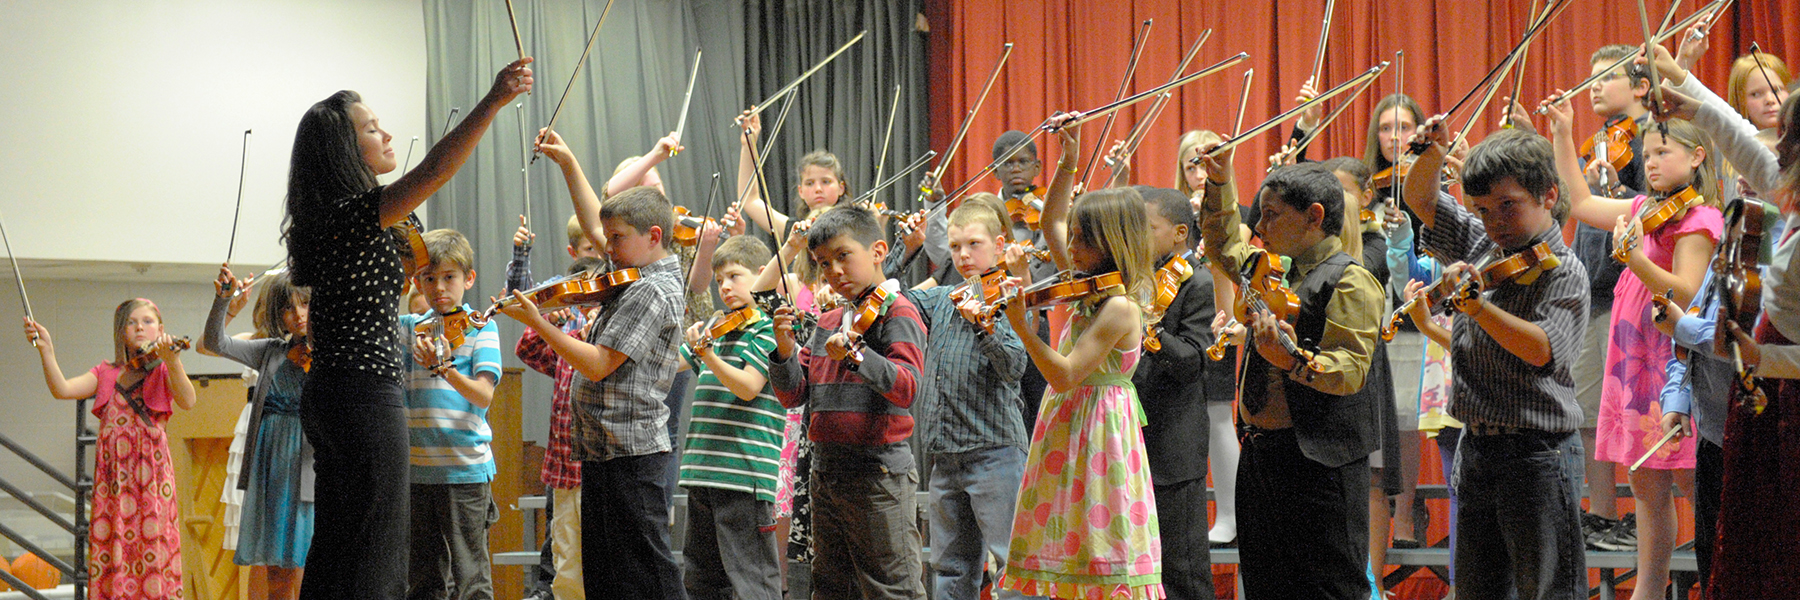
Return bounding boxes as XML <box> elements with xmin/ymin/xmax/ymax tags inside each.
<box><xmin>1580</xmin><ymin>114</ymin><xmax>1638</xmax><ymax>178</ymax></box>
<box><xmin>1613</xmin><ymin>186</ymin><xmax>1704</xmax><ymax>263</ymax></box>
<box><xmin>1018</xmin><ymin>270</ymin><xmax>1124</xmax><ymax>309</ymax></box>
<box><xmin>951</xmin><ymin>267</ymin><xmax>1011</xmax><ymax>334</ymax></box>
<box><xmin>1234</xmin><ymin>251</ymin><xmax>1298</xmax><ymax>324</ymax></box>
<box><xmin>286</xmin><ymin>336</ymin><xmax>312</xmax><ymax>372</ymax></box>
<box><xmin>391</xmin><ymin>214</ymin><xmax>430</xmax><ymax>294</ymax></box>
<box><xmin>1379</xmin><ymin>269</ymin><xmax>1474</xmax><ymax>342</ymax></box>
<box><xmin>1712</xmin><ymin>198</ymin><xmax>1767</xmax><ymax>412</ymax></box>
<box><xmin>1006</xmin><ymin>194</ymin><xmax>1044</xmax><ymax>231</ymax></box>
<box><xmin>1143</xmin><ymin>255</ymin><xmax>1193</xmax><ymax>352</ymax></box>
<box><xmin>689</xmin><ymin>306</ymin><xmax>760</xmax><ymax>353</ymax></box>
<box><xmin>124</xmin><ymin>336</ymin><xmax>192</xmax><ymax>371</ymax></box>
<box><xmin>1450</xmin><ymin>241</ymin><xmax>1562</xmax><ymax>309</ymax></box>
<box><xmin>476</xmin><ymin>268</ymin><xmax>642</xmax><ymax>327</ymax></box>
<box><xmin>672</xmin><ymin>206</ymin><xmax>720</xmax><ymax>247</ymax></box>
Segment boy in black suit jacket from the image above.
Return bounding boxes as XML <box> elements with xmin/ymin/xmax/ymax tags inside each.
<box><xmin>1131</xmin><ymin>187</ymin><xmax>1234</xmax><ymax>600</ymax></box>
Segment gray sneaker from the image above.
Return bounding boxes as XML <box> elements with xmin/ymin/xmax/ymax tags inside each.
<box><xmin>1594</xmin><ymin>512</ymin><xmax>1638</xmax><ymax>551</ymax></box>
<box><xmin>1581</xmin><ymin>512</ymin><xmax>1619</xmax><ymax>550</ymax></box>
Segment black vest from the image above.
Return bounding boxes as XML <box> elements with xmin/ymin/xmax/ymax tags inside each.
<box><xmin>1241</xmin><ymin>252</ymin><xmax>1380</xmax><ymax>468</ymax></box>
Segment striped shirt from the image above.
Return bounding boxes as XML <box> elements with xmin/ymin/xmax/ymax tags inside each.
<box><xmin>678</xmin><ymin>313</ymin><xmax>784</xmax><ymax>502</ymax></box>
<box><xmin>401</xmin><ymin>305</ymin><xmax>504</xmax><ymax>484</ymax></box>
<box><xmin>902</xmin><ymin>285</ymin><xmax>1028</xmax><ymax>455</ymax></box>
<box><xmin>1419</xmin><ymin>194</ymin><xmax>1589</xmax><ymax>432</ymax></box>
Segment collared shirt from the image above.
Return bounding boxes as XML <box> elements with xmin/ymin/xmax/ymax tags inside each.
<box><xmin>1199</xmin><ymin>181</ymin><xmax>1384</xmax><ymax>429</ymax></box>
<box><xmin>516</xmin><ymin>311</ymin><xmax>591</xmax><ymax>489</ymax></box>
<box><xmin>903</xmin><ymin>284</ymin><xmax>1028</xmax><ymax>455</ymax></box>
<box><xmin>1419</xmin><ymin>193</ymin><xmax>1589</xmax><ymax>432</ymax></box>
<box><xmin>570</xmin><ymin>254</ymin><xmax>685</xmax><ymax>461</ymax></box>
<box><xmin>678</xmin><ymin>314</ymin><xmax>784</xmax><ymax>502</ymax></box>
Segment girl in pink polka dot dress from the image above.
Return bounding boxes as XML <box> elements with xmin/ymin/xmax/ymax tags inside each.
<box><xmin>998</xmin><ymin>121</ymin><xmax>1163</xmax><ymax>600</ymax></box>
<box><xmin>25</xmin><ymin>298</ymin><xmax>197</xmax><ymax>599</ymax></box>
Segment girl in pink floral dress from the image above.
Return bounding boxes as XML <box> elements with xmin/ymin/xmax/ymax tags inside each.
<box><xmin>1548</xmin><ymin>102</ymin><xmax>1721</xmax><ymax>600</ymax></box>
<box><xmin>25</xmin><ymin>299</ymin><xmax>197</xmax><ymax>599</ymax></box>
<box><xmin>999</xmin><ymin>116</ymin><xmax>1162</xmax><ymax>600</ymax></box>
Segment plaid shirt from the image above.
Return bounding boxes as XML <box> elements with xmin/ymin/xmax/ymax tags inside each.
<box><xmin>516</xmin><ymin>313</ymin><xmax>589</xmax><ymax>490</ymax></box>
<box><xmin>1419</xmin><ymin>193</ymin><xmax>1590</xmax><ymax>432</ymax></box>
<box><xmin>569</xmin><ymin>254</ymin><xmax>685</xmax><ymax>460</ymax></box>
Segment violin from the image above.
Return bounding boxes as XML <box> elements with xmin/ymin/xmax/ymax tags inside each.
<box><xmin>839</xmin><ymin>283</ymin><xmax>896</xmax><ymax>362</ymax></box>
<box><xmin>123</xmin><ymin>336</ymin><xmax>192</xmax><ymax>371</ymax></box>
<box><xmin>1580</xmin><ymin>114</ymin><xmax>1638</xmax><ymax>179</ymax></box>
<box><xmin>1143</xmin><ymin>255</ymin><xmax>1194</xmax><ymax>352</ymax></box>
<box><xmin>1233</xmin><ymin>250</ymin><xmax>1299</xmax><ymax>324</ymax></box>
<box><xmin>1613</xmin><ymin>186</ymin><xmax>1704</xmax><ymax>263</ymax></box>
<box><xmin>951</xmin><ymin>267</ymin><xmax>1011</xmax><ymax>333</ymax></box>
<box><xmin>1017</xmin><ymin>270</ymin><xmax>1124</xmax><ymax>309</ymax></box>
<box><xmin>414</xmin><ymin>307</ymin><xmax>478</xmax><ymax>371</ymax></box>
<box><xmin>391</xmin><ymin>214</ymin><xmax>430</xmax><ymax>293</ymax></box>
<box><xmin>286</xmin><ymin>336</ymin><xmax>312</xmax><ymax>372</ymax></box>
<box><xmin>1712</xmin><ymin>198</ymin><xmax>1767</xmax><ymax>413</ymax></box>
<box><xmin>672</xmin><ymin>206</ymin><xmax>720</xmax><ymax>247</ymax></box>
<box><xmin>1006</xmin><ymin>193</ymin><xmax>1044</xmax><ymax>231</ymax></box>
<box><xmin>474</xmin><ymin>268</ymin><xmax>642</xmax><ymax>326</ymax></box>
<box><xmin>1439</xmin><ymin>241</ymin><xmax>1562</xmax><ymax>315</ymax></box>
<box><xmin>689</xmin><ymin>306</ymin><xmax>760</xmax><ymax>353</ymax></box>
<box><xmin>1369</xmin><ymin>154</ymin><xmax>1459</xmax><ymax>190</ymax></box>
<box><xmin>1380</xmin><ymin>267</ymin><xmax>1475</xmax><ymax>341</ymax></box>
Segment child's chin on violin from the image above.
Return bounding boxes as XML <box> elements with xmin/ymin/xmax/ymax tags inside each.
<box><xmin>415</xmin><ymin>260</ymin><xmax>477</xmax><ymax>317</ymax></box>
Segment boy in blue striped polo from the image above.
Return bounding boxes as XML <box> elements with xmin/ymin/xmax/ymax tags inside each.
<box><xmin>678</xmin><ymin>235</ymin><xmax>784</xmax><ymax>600</ymax></box>
<box><xmin>401</xmin><ymin>228</ymin><xmax>504</xmax><ymax>600</ymax></box>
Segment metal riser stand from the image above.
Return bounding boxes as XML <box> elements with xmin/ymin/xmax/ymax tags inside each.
<box><xmin>0</xmin><ymin>399</ymin><xmax>91</xmax><ymax>600</ymax></box>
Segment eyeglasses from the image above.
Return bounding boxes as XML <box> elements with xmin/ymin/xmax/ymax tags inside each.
<box><xmin>997</xmin><ymin>158</ymin><xmax>1039</xmax><ymax>170</ymax></box>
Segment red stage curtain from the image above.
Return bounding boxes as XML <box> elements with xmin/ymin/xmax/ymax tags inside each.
<box><xmin>924</xmin><ymin>0</ymin><xmax>1799</xmax><ymax>195</ymax></box>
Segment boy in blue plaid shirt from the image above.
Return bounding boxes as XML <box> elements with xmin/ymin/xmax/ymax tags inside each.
<box><xmin>402</xmin><ymin>228</ymin><xmax>504</xmax><ymax>600</ymax></box>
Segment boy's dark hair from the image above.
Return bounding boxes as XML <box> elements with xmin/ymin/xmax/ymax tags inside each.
<box><xmin>600</xmin><ymin>186</ymin><xmax>677</xmax><ymax>250</ymax></box>
<box><xmin>422</xmin><ymin>228</ymin><xmax>475</xmax><ymax>274</ymax></box>
<box><xmin>993</xmin><ymin>130</ymin><xmax>1039</xmax><ymax>160</ymax></box>
<box><xmin>805</xmin><ymin>205</ymin><xmax>883</xmax><ymax>251</ymax></box>
<box><xmin>1591</xmin><ymin>45</ymin><xmax>1651</xmax><ymax>89</ymax></box>
<box><xmin>1133</xmin><ymin>185</ymin><xmax>1196</xmax><ymax>242</ymax></box>
<box><xmin>568</xmin><ymin>256</ymin><xmax>606</xmax><ymax>276</ymax></box>
<box><xmin>1463</xmin><ymin>129</ymin><xmax>1569</xmax><ymax>222</ymax></box>
<box><xmin>1257</xmin><ymin>163</ymin><xmax>1345</xmax><ymax>236</ymax></box>
<box><xmin>1323</xmin><ymin>156</ymin><xmax>1373</xmax><ymax>192</ymax></box>
<box><xmin>711</xmin><ymin>235</ymin><xmax>772</xmax><ymax>272</ymax></box>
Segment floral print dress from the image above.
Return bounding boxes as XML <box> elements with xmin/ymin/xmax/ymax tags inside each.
<box><xmin>87</xmin><ymin>361</ymin><xmax>184</xmax><ymax>599</ymax></box>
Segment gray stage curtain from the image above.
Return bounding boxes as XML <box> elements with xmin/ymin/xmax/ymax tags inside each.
<box><xmin>421</xmin><ymin>0</ymin><xmax>928</xmax><ymax>439</ymax></box>
<box><xmin>743</xmin><ymin>0</ymin><xmax>931</xmax><ymax>223</ymax></box>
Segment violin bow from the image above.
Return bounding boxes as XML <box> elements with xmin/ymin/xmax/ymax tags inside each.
<box><xmin>225</xmin><ymin>129</ymin><xmax>252</xmax><ymax>265</ymax></box>
<box><xmin>874</xmin><ymin>84</ymin><xmax>904</xmax><ymax>187</ymax></box>
<box><xmin>402</xmin><ymin>136</ymin><xmax>420</xmax><ymax>172</ymax></box>
<box><xmin>1232</xmin><ymin>69</ymin><xmax>1255</xmax><ymax>137</ymax></box>
<box><xmin>1431</xmin><ymin>0</ymin><xmax>1568</xmax><ymax>134</ymax></box>
<box><xmin>925</xmin><ymin>43</ymin><xmax>1014</xmax><ymax>197</ymax></box>
<box><xmin>1279</xmin><ymin>72</ymin><xmax>1382</xmax><ymax>170</ymax></box>
<box><xmin>438</xmin><ymin>107</ymin><xmax>462</xmax><ymax>145</ymax></box>
<box><xmin>669</xmin><ymin>47</ymin><xmax>703</xmax><ymax>158</ymax></box>
<box><xmin>1503</xmin><ymin>0</ymin><xmax>1543</xmax><ymax>129</ymax></box>
<box><xmin>1536</xmin><ymin>0</ymin><xmax>1726</xmax><ymax>113</ymax></box>
<box><xmin>0</xmin><ymin>209</ymin><xmax>35</xmax><ymax>347</ymax></box>
<box><xmin>518</xmin><ymin>103</ymin><xmax>531</xmax><ymax>228</ymax></box>
<box><xmin>1750</xmin><ymin>42</ymin><xmax>1782</xmax><ymax>109</ymax></box>
<box><xmin>532</xmin><ymin>0</ymin><xmax>617</xmax><ymax>164</ymax></box>
<box><xmin>1450</xmin><ymin>0</ymin><xmax>1566</xmax><ymax>149</ymax></box>
<box><xmin>1310</xmin><ymin>0</ymin><xmax>1337</xmax><ymax>88</ymax></box>
<box><xmin>504</xmin><ymin>0</ymin><xmax>525</xmax><ymax>62</ymax></box>
<box><xmin>1207</xmin><ymin>62</ymin><xmax>1389</xmax><ymax>157</ymax></box>
<box><xmin>1080</xmin><ymin>20</ymin><xmax>1154</xmax><ymax>191</ymax></box>
<box><xmin>741</xmin><ymin>31</ymin><xmax>867</xmax><ymax>122</ymax></box>
<box><xmin>731</xmin><ymin>91</ymin><xmax>799</xmax><ymax>214</ymax></box>
<box><xmin>1108</xmin><ymin>30</ymin><xmax>1212</xmax><ymax>170</ymax></box>
<box><xmin>852</xmin><ymin>150</ymin><xmax>939</xmax><ymax>210</ymax></box>
<box><xmin>1637</xmin><ymin>0</ymin><xmax>1672</xmax><ymax>118</ymax></box>
<box><xmin>678</xmin><ymin>173</ymin><xmax>723</xmax><ymax>320</ymax></box>
<box><xmin>1389</xmin><ymin>50</ymin><xmax>1404</xmax><ymax>205</ymax></box>
<box><xmin>939</xmin><ymin>126</ymin><xmax>1049</xmax><ymax>207</ymax></box>
<box><xmin>743</xmin><ymin>125</ymin><xmax>796</xmax><ymax>306</ymax></box>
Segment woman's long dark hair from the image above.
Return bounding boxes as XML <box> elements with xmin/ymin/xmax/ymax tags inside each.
<box><xmin>283</xmin><ymin>90</ymin><xmax>378</xmax><ymax>286</ymax></box>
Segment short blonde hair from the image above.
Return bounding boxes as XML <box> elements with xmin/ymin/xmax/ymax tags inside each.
<box><xmin>949</xmin><ymin>196</ymin><xmax>1006</xmax><ymax>241</ymax></box>
<box><xmin>422</xmin><ymin>228</ymin><xmax>475</xmax><ymax>274</ymax></box>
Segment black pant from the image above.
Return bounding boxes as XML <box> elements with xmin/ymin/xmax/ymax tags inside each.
<box><xmin>528</xmin><ymin>488</ymin><xmax>555</xmax><ymax>596</ymax></box>
<box><xmin>1153</xmin><ymin>478</ymin><xmax>1217</xmax><ymax>600</ymax></box>
<box><xmin>299</xmin><ymin>369</ymin><xmax>410</xmax><ymax>600</ymax></box>
<box><xmin>1694</xmin><ymin>439</ymin><xmax>1723</xmax><ymax>593</ymax></box>
<box><xmin>581</xmin><ymin>454</ymin><xmax>684</xmax><ymax>600</ymax></box>
<box><xmin>1236</xmin><ymin>427</ymin><xmax>1369</xmax><ymax>600</ymax></box>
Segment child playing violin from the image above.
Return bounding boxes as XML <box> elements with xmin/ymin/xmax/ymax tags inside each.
<box><xmin>1196</xmin><ymin>144</ymin><xmax>1385</xmax><ymax>598</ymax></box>
<box><xmin>1399</xmin><ymin>121</ymin><xmax>1591</xmax><ymax>600</ymax></box>
<box><xmin>730</xmin><ymin>111</ymin><xmax>850</xmax><ymax>247</ymax></box>
<box><xmin>400</xmin><ymin>229</ymin><xmax>503</xmax><ymax>600</ymax></box>
<box><xmin>25</xmin><ymin>299</ymin><xmax>197</xmax><ymax>599</ymax></box>
<box><xmin>768</xmin><ymin>204</ymin><xmax>928</xmax><ymax>600</ymax></box>
<box><xmin>991</xmin><ymin>115</ymin><xmax>1162</xmax><ymax>600</ymax></box>
<box><xmin>496</xmin><ymin>185</ymin><xmax>686</xmax><ymax>600</ymax></box>
<box><xmin>898</xmin><ymin>202</ymin><xmax>1029</xmax><ymax>600</ymax></box>
<box><xmin>1546</xmin><ymin>89</ymin><xmax>1724</xmax><ymax>600</ymax></box>
<box><xmin>676</xmin><ymin>235</ymin><xmax>785</xmax><ymax>600</ymax></box>
<box><xmin>205</xmin><ymin>267</ymin><xmax>314</xmax><ymax>600</ymax></box>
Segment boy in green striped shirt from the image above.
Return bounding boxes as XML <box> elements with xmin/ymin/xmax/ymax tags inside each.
<box><xmin>678</xmin><ymin>235</ymin><xmax>784</xmax><ymax>600</ymax></box>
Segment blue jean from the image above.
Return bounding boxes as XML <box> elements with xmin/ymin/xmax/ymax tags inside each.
<box><xmin>928</xmin><ymin>447</ymin><xmax>1032</xmax><ymax>600</ymax></box>
<box><xmin>1453</xmin><ymin>429</ymin><xmax>1586</xmax><ymax>600</ymax></box>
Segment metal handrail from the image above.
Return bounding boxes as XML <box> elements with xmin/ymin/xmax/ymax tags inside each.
<box><xmin>0</xmin><ymin>398</ymin><xmax>91</xmax><ymax>599</ymax></box>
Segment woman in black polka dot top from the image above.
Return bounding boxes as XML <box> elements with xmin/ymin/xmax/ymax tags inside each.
<box><xmin>280</xmin><ymin>59</ymin><xmax>532</xmax><ymax>600</ymax></box>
